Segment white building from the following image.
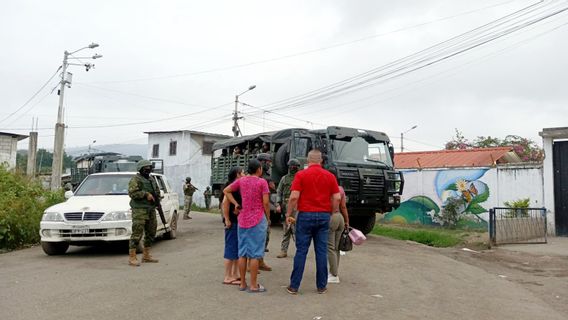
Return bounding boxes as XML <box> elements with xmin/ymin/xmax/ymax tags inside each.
<box><xmin>145</xmin><ymin>130</ymin><xmax>231</xmax><ymax>207</ymax></box>
<box><xmin>0</xmin><ymin>131</ymin><xmax>28</xmax><ymax>170</ymax></box>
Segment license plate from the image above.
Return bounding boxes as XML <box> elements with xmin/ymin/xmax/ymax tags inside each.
<box><xmin>71</xmin><ymin>226</ymin><xmax>89</xmax><ymax>234</ymax></box>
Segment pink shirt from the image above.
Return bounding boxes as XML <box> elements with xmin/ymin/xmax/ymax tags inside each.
<box><xmin>229</xmin><ymin>176</ymin><xmax>270</xmax><ymax>228</ymax></box>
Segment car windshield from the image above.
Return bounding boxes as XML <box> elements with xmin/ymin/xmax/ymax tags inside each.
<box><xmin>74</xmin><ymin>174</ymin><xmax>134</xmax><ymax>196</ymax></box>
<box><xmin>330</xmin><ymin>137</ymin><xmax>393</xmax><ymax>167</ymax></box>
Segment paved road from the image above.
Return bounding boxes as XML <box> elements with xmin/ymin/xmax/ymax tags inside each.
<box><xmin>0</xmin><ymin>212</ymin><xmax>566</xmax><ymax>320</ymax></box>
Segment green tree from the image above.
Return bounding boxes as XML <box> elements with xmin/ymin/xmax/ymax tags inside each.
<box><xmin>16</xmin><ymin>149</ymin><xmax>74</xmax><ymax>174</ymax></box>
<box><xmin>445</xmin><ymin>130</ymin><xmax>544</xmax><ymax>162</ymax></box>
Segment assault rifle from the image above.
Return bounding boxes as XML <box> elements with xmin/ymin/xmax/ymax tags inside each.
<box><xmin>152</xmin><ymin>190</ymin><xmax>170</xmax><ymax>232</ymax></box>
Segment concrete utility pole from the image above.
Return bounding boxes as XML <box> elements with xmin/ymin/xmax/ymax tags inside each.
<box><xmin>232</xmin><ymin>85</ymin><xmax>256</xmax><ymax>137</ymax></box>
<box><xmin>27</xmin><ymin>131</ymin><xmax>38</xmax><ymax>177</ymax></box>
<box><xmin>50</xmin><ymin>43</ymin><xmax>102</xmax><ymax>190</ymax></box>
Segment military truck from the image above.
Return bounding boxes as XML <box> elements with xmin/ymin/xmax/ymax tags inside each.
<box><xmin>70</xmin><ymin>152</ymin><xmax>163</xmax><ymax>188</ymax></box>
<box><xmin>211</xmin><ymin>126</ymin><xmax>404</xmax><ymax>234</ymax></box>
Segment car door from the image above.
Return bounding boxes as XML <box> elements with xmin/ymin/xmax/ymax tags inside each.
<box><xmin>152</xmin><ymin>175</ymin><xmax>172</xmax><ymax>229</ymax></box>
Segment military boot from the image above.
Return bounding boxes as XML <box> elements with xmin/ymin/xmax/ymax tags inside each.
<box><xmin>259</xmin><ymin>258</ymin><xmax>272</xmax><ymax>271</ymax></box>
<box><xmin>128</xmin><ymin>249</ymin><xmax>140</xmax><ymax>267</ymax></box>
<box><xmin>142</xmin><ymin>247</ymin><xmax>159</xmax><ymax>263</ymax></box>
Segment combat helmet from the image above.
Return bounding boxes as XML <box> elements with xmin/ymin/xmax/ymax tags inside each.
<box><xmin>257</xmin><ymin>153</ymin><xmax>272</xmax><ymax>162</ymax></box>
<box><xmin>287</xmin><ymin>158</ymin><xmax>301</xmax><ymax>167</ymax></box>
<box><xmin>136</xmin><ymin>160</ymin><xmax>153</xmax><ymax>171</ymax></box>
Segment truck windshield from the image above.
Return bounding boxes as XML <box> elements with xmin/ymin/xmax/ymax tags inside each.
<box><xmin>330</xmin><ymin>137</ymin><xmax>393</xmax><ymax>167</ymax></box>
<box><xmin>74</xmin><ymin>175</ymin><xmax>134</xmax><ymax>196</ymax></box>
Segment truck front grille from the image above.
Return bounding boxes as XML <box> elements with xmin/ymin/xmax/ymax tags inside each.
<box><xmin>362</xmin><ymin>174</ymin><xmax>384</xmax><ymax>196</ymax></box>
<box><xmin>64</xmin><ymin>212</ymin><xmax>105</xmax><ymax>221</ymax></box>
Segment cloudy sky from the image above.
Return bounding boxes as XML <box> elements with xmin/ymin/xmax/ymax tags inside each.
<box><xmin>2</xmin><ymin>0</ymin><xmax>567</xmax><ymax>153</ymax></box>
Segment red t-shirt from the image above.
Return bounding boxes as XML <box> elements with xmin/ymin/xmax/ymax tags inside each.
<box><xmin>291</xmin><ymin>163</ymin><xmax>340</xmax><ymax>213</ymax></box>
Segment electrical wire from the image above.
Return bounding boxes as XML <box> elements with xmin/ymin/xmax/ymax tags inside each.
<box><xmin>0</xmin><ymin>66</ymin><xmax>61</xmax><ymax>125</ymax></box>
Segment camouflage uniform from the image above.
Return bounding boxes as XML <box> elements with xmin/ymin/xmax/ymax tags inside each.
<box><xmin>277</xmin><ymin>167</ymin><xmax>298</xmax><ymax>255</ymax></box>
<box><xmin>203</xmin><ymin>187</ymin><xmax>212</xmax><ymax>210</ymax></box>
<box><xmin>128</xmin><ymin>173</ymin><xmax>159</xmax><ymax>250</ymax></box>
<box><xmin>183</xmin><ymin>180</ymin><xmax>197</xmax><ymax>219</ymax></box>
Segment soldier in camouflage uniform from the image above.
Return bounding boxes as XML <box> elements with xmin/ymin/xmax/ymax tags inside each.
<box><xmin>203</xmin><ymin>186</ymin><xmax>212</xmax><ymax>210</ymax></box>
<box><xmin>256</xmin><ymin>152</ymin><xmax>275</xmax><ymax>271</ymax></box>
<box><xmin>276</xmin><ymin>159</ymin><xmax>301</xmax><ymax>258</ymax></box>
<box><xmin>183</xmin><ymin>177</ymin><xmax>197</xmax><ymax>219</ymax></box>
<box><xmin>128</xmin><ymin>160</ymin><xmax>160</xmax><ymax>266</ymax></box>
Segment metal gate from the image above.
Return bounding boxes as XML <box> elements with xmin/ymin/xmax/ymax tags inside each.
<box><xmin>553</xmin><ymin>140</ymin><xmax>568</xmax><ymax>235</ymax></box>
<box><xmin>489</xmin><ymin>207</ymin><xmax>547</xmax><ymax>246</ymax></box>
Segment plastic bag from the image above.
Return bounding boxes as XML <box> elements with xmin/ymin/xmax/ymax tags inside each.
<box><xmin>348</xmin><ymin>227</ymin><xmax>367</xmax><ymax>245</ymax></box>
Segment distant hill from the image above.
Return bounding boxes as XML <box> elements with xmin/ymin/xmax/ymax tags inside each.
<box><xmin>65</xmin><ymin>144</ymin><xmax>147</xmax><ymax>158</ymax></box>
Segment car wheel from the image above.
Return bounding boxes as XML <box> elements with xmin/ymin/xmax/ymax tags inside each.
<box><xmin>41</xmin><ymin>241</ymin><xmax>69</xmax><ymax>255</ymax></box>
<box><xmin>164</xmin><ymin>212</ymin><xmax>178</xmax><ymax>240</ymax></box>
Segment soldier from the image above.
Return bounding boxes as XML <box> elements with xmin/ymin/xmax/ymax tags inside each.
<box><xmin>256</xmin><ymin>152</ymin><xmax>275</xmax><ymax>271</ymax></box>
<box><xmin>183</xmin><ymin>177</ymin><xmax>197</xmax><ymax>219</ymax></box>
<box><xmin>276</xmin><ymin>158</ymin><xmax>301</xmax><ymax>258</ymax></box>
<box><xmin>128</xmin><ymin>160</ymin><xmax>160</xmax><ymax>266</ymax></box>
<box><xmin>203</xmin><ymin>186</ymin><xmax>212</xmax><ymax>210</ymax></box>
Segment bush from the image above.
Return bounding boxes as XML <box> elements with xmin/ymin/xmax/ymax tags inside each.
<box><xmin>503</xmin><ymin>198</ymin><xmax>530</xmax><ymax>218</ymax></box>
<box><xmin>440</xmin><ymin>197</ymin><xmax>463</xmax><ymax>228</ymax></box>
<box><xmin>0</xmin><ymin>166</ymin><xmax>64</xmax><ymax>251</ymax></box>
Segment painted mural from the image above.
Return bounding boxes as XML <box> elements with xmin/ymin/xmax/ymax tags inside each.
<box><xmin>384</xmin><ymin>169</ymin><xmax>489</xmax><ymax>228</ymax></box>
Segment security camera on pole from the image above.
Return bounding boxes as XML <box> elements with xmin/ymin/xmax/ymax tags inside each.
<box><xmin>50</xmin><ymin>43</ymin><xmax>102</xmax><ymax>190</ymax></box>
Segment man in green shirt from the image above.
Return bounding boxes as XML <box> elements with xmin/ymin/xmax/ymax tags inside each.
<box><xmin>276</xmin><ymin>159</ymin><xmax>301</xmax><ymax>258</ymax></box>
<box><xmin>183</xmin><ymin>177</ymin><xmax>197</xmax><ymax>219</ymax></box>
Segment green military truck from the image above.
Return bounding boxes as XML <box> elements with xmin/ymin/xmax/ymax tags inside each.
<box><xmin>210</xmin><ymin>126</ymin><xmax>404</xmax><ymax>234</ymax></box>
<box><xmin>70</xmin><ymin>153</ymin><xmax>163</xmax><ymax>188</ymax></box>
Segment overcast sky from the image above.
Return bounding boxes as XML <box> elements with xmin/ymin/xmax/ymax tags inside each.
<box><xmin>2</xmin><ymin>0</ymin><xmax>567</xmax><ymax>153</ymax></box>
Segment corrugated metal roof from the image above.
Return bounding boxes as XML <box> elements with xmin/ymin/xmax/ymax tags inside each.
<box><xmin>394</xmin><ymin>147</ymin><xmax>521</xmax><ymax>169</ymax></box>
<box><xmin>0</xmin><ymin>131</ymin><xmax>28</xmax><ymax>140</ymax></box>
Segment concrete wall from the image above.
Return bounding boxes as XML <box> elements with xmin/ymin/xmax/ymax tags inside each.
<box><xmin>0</xmin><ymin>135</ymin><xmax>18</xmax><ymax>169</ymax></box>
<box><xmin>147</xmin><ymin>132</ymin><xmax>220</xmax><ymax>208</ymax></box>
<box><xmin>383</xmin><ymin>164</ymin><xmax>544</xmax><ymax>229</ymax></box>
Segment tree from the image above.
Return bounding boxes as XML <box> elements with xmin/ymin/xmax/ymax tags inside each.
<box><xmin>16</xmin><ymin>149</ymin><xmax>74</xmax><ymax>174</ymax></box>
<box><xmin>445</xmin><ymin>129</ymin><xmax>544</xmax><ymax>162</ymax></box>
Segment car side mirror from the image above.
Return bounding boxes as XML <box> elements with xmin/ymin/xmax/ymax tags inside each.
<box><xmin>64</xmin><ymin>191</ymin><xmax>74</xmax><ymax>199</ymax></box>
<box><xmin>388</xmin><ymin>144</ymin><xmax>395</xmax><ymax>161</ymax></box>
<box><xmin>160</xmin><ymin>190</ymin><xmax>165</xmax><ymax>198</ymax></box>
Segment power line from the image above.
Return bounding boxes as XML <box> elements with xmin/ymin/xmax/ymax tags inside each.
<box><xmin>0</xmin><ymin>66</ymin><xmax>61</xmax><ymax>125</ymax></box>
<box><xmin>81</xmin><ymin>0</ymin><xmax>523</xmax><ymax>84</ymax></box>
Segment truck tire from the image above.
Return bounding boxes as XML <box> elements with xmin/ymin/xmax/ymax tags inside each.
<box><xmin>352</xmin><ymin>215</ymin><xmax>376</xmax><ymax>235</ymax></box>
<box><xmin>274</xmin><ymin>142</ymin><xmax>290</xmax><ymax>176</ymax></box>
<box><xmin>41</xmin><ymin>241</ymin><xmax>69</xmax><ymax>255</ymax></box>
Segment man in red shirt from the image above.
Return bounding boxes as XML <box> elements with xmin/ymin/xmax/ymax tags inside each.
<box><xmin>285</xmin><ymin>149</ymin><xmax>340</xmax><ymax>294</ymax></box>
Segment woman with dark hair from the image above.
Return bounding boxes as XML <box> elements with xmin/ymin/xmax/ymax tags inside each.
<box><xmin>221</xmin><ymin>166</ymin><xmax>244</xmax><ymax>285</ymax></box>
<box><xmin>327</xmin><ymin>168</ymin><xmax>350</xmax><ymax>284</ymax></box>
<box><xmin>223</xmin><ymin>159</ymin><xmax>270</xmax><ymax>293</ymax></box>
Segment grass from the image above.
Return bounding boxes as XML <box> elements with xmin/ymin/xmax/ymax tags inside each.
<box><xmin>371</xmin><ymin>224</ymin><xmax>467</xmax><ymax>248</ymax></box>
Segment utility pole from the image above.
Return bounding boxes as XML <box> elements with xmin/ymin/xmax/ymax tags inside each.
<box><xmin>50</xmin><ymin>43</ymin><xmax>102</xmax><ymax>190</ymax></box>
<box><xmin>27</xmin><ymin>118</ymin><xmax>38</xmax><ymax>177</ymax></box>
<box><xmin>232</xmin><ymin>85</ymin><xmax>256</xmax><ymax>137</ymax></box>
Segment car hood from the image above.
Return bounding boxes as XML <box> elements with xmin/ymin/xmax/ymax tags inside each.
<box><xmin>45</xmin><ymin>195</ymin><xmax>130</xmax><ymax>213</ymax></box>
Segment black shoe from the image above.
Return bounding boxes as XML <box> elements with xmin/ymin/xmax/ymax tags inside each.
<box><xmin>286</xmin><ymin>286</ymin><xmax>298</xmax><ymax>295</ymax></box>
<box><xmin>317</xmin><ymin>287</ymin><xmax>328</xmax><ymax>294</ymax></box>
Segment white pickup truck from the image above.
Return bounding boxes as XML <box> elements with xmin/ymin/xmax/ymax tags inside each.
<box><xmin>40</xmin><ymin>172</ymin><xmax>179</xmax><ymax>255</ymax></box>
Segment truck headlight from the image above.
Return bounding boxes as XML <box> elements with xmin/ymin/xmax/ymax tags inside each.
<box><xmin>103</xmin><ymin>210</ymin><xmax>132</xmax><ymax>221</ymax></box>
<box><xmin>42</xmin><ymin>212</ymin><xmax>64</xmax><ymax>222</ymax></box>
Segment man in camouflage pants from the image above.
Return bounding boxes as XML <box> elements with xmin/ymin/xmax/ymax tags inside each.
<box><xmin>128</xmin><ymin>160</ymin><xmax>160</xmax><ymax>266</ymax></box>
<box><xmin>257</xmin><ymin>153</ymin><xmax>275</xmax><ymax>271</ymax></box>
<box><xmin>183</xmin><ymin>177</ymin><xmax>197</xmax><ymax>219</ymax></box>
<box><xmin>276</xmin><ymin>159</ymin><xmax>301</xmax><ymax>258</ymax></box>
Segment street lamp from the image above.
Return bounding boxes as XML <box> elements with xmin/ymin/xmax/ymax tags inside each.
<box><xmin>400</xmin><ymin>125</ymin><xmax>418</xmax><ymax>153</ymax></box>
<box><xmin>232</xmin><ymin>85</ymin><xmax>256</xmax><ymax>137</ymax></box>
<box><xmin>50</xmin><ymin>43</ymin><xmax>102</xmax><ymax>190</ymax></box>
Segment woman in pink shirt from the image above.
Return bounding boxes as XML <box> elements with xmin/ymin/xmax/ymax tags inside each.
<box><xmin>223</xmin><ymin>159</ymin><xmax>270</xmax><ymax>293</ymax></box>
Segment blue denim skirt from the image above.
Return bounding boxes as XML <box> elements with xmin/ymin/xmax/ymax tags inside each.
<box><xmin>224</xmin><ymin>222</ymin><xmax>238</xmax><ymax>260</ymax></box>
<box><xmin>238</xmin><ymin>216</ymin><xmax>267</xmax><ymax>259</ymax></box>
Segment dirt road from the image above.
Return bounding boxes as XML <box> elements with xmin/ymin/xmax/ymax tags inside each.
<box><xmin>1</xmin><ymin>212</ymin><xmax>566</xmax><ymax>320</ymax></box>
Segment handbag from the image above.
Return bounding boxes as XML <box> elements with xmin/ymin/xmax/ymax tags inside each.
<box><xmin>338</xmin><ymin>228</ymin><xmax>353</xmax><ymax>252</ymax></box>
<box><xmin>348</xmin><ymin>227</ymin><xmax>367</xmax><ymax>245</ymax></box>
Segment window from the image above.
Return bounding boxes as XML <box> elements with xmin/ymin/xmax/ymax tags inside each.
<box><xmin>293</xmin><ymin>137</ymin><xmax>311</xmax><ymax>158</ymax></box>
<box><xmin>169</xmin><ymin>140</ymin><xmax>177</xmax><ymax>156</ymax></box>
<box><xmin>152</xmin><ymin>144</ymin><xmax>159</xmax><ymax>158</ymax></box>
<box><xmin>202</xmin><ymin>141</ymin><xmax>214</xmax><ymax>155</ymax></box>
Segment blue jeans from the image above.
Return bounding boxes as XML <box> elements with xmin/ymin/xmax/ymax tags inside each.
<box><xmin>289</xmin><ymin>212</ymin><xmax>331</xmax><ymax>290</ymax></box>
